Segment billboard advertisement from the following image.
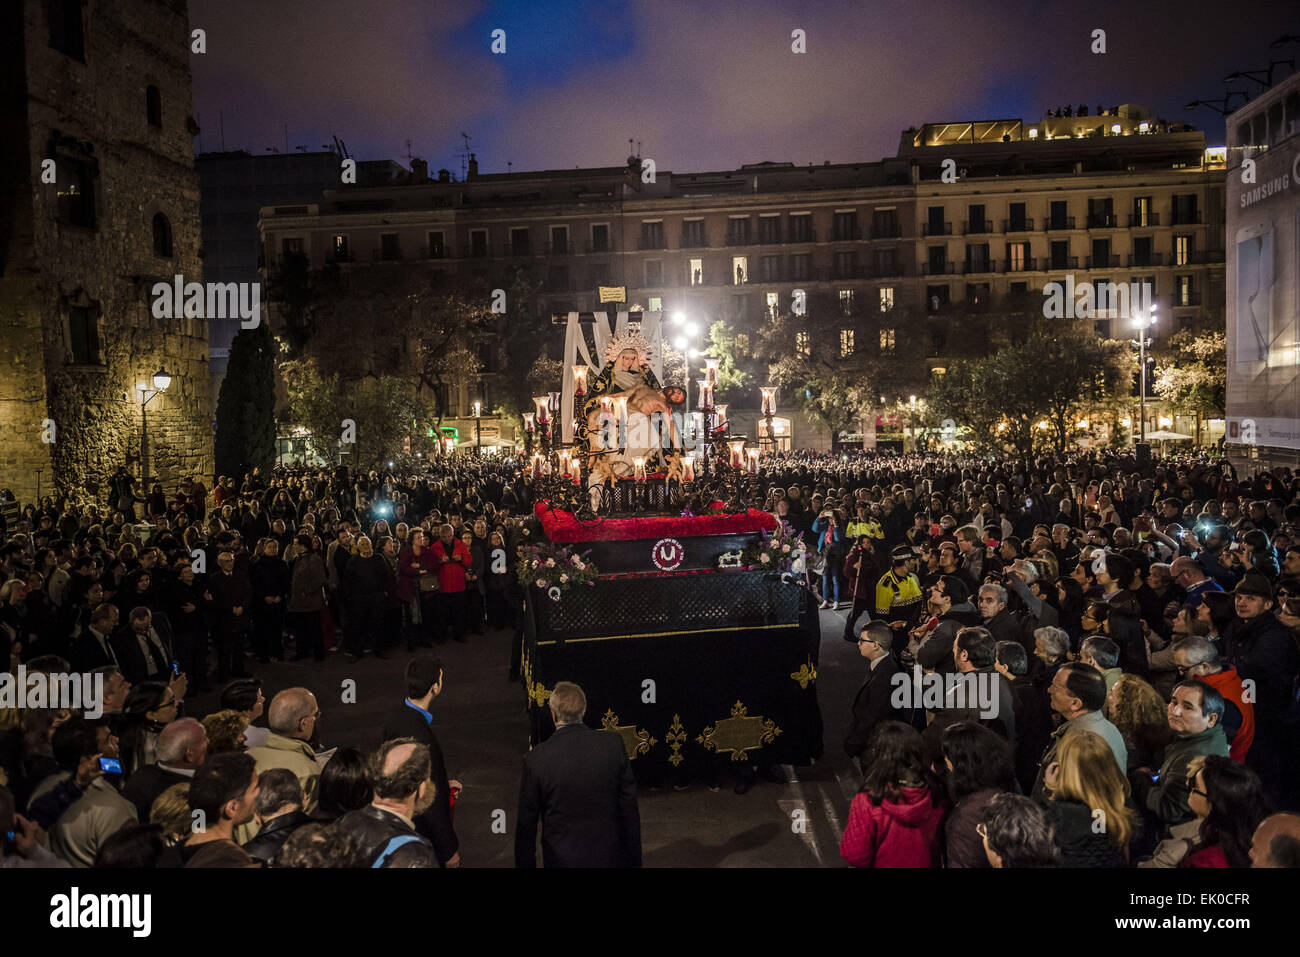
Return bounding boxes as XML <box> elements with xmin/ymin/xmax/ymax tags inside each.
<box><xmin>1225</xmin><ymin>85</ymin><xmax>1300</xmax><ymax>451</ymax></box>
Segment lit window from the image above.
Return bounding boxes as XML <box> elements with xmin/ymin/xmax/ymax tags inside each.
<box><xmin>879</xmin><ymin>287</ymin><xmax>894</xmax><ymax>312</ymax></box>
<box><xmin>880</xmin><ymin>329</ymin><xmax>896</xmax><ymax>353</ymax></box>
<box><xmin>766</xmin><ymin>292</ymin><xmax>779</xmax><ymax>316</ymax></box>
<box><xmin>841</xmin><ymin>329</ymin><xmax>855</xmax><ymax>357</ymax></box>
<box><xmin>796</xmin><ymin>330</ymin><xmax>810</xmax><ymax>357</ymax></box>
<box><xmin>839</xmin><ymin>289</ymin><xmax>854</xmax><ymax>315</ymax></box>
<box><xmin>689</xmin><ymin>258</ymin><xmax>703</xmax><ymax>286</ymax></box>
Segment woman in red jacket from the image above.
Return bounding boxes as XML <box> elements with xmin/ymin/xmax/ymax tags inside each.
<box><xmin>840</xmin><ymin>721</ymin><xmax>945</xmax><ymax>868</ymax></box>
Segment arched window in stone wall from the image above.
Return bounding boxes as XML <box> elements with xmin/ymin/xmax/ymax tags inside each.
<box><xmin>152</xmin><ymin>212</ymin><xmax>173</xmax><ymax>258</ymax></box>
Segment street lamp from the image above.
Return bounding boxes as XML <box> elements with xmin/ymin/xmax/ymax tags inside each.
<box><xmin>473</xmin><ymin>400</ymin><xmax>482</xmax><ymax>455</ymax></box>
<box><xmin>1131</xmin><ymin>304</ymin><xmax>1157</xmax><ymax>444</ymax></box>
<box><xmin>139</xmin><ymin>365</ymin><xmax>172</xmax><ymax>496</ymax></box>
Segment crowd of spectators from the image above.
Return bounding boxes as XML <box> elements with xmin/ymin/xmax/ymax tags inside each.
<box><xmin>3</xmin><ymin>447</ymin><xmax>1300</xmax><ymax>868</ymax></box>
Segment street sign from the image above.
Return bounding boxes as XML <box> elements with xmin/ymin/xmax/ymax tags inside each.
<box><xmin>598</xmin><ymin>285</ymin><xmax>627</xmax><ymax>303</ymax></box>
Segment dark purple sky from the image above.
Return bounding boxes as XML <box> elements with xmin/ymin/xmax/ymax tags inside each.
<box><xmin>189</xmin><ymin>0</ymin><xmax>1297</xmax><ymax>174</ymax></box>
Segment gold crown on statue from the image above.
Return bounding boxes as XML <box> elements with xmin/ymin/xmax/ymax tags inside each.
<box><xmin>604</xmin><ymin>329</ymin><xmax>653</xmax><ymax>365</ymax></box>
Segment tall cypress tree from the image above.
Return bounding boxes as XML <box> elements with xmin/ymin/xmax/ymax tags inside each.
<box><xmin>215</xmin><ymin>323</ymin><xmax>277</xmax><ymax>478</ymax></box>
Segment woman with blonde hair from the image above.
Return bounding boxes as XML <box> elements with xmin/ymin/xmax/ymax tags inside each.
<box><xmin>149</xmin><ymin>782</ymin><xmax>192</xmax><ymax>845</ymax></box>
<box><xmin>1038</xmin><ymin>730</ymin><xmax>1136</xmax><ymax>867</ymax></box>
<box><xmin>201</xmin><ymin>709</ymin><xmax>251</xmax><ymax>754</ymax></box>
<box><xmin>1107</xmin><ymin>673</ymin><xmax>1173</xmax><ymax>769</ymax></box>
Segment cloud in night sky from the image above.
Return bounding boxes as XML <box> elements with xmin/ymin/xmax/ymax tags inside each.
<box><xmin>189</xmin><ymin>0</ymin><xmax>1298</xmax><ymax>174</ymax></box>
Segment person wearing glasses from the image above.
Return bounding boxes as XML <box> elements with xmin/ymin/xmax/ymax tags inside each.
<box><xmin>244</xmin><ymin>688</ymin><xmax>324</xmax><ymax>847</ymax></box>
<box><xmin>1130</xmin><ymin>680</ymin><xmax>1230</xmax><ymax>839</ymax></box>
<box><xmin>1171</xmin><ymin>636</ymin><xmax>1254</xmax><ymax>763</ymax></box>
<box><xmin>1140</xmin><ymin>755</ymin><xmax>1269</xmax><ymax>869</ymax></box>
<box><xmin>843</xmin><ymin>622</ymin><xmax>905</xmax><ymax>767</ymax></box>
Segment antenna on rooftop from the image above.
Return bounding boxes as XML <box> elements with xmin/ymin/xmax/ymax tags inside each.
<box><xmin>457</xmin><ymin>132</ymin><xmax>473</xmax><ymax>180</ymax></box>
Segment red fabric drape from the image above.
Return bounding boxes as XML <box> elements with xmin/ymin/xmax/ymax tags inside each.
<box><xmin>535</xmin><ymin>502</ymin><xmax>777</xmax><ymax>543</ymax></box>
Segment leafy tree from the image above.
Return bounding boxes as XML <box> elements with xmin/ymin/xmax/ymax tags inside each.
<box><xmin>282</xmin><ymin>358</ymin><xmax>424</xmax><ymax>468</ymax></box>
<box><xmin>929</xmin><ymin>326</ymin><xmax>1130</xmax><ymax>456</ymax></box>
<box><xmin>1153</xmin><ymin>326</ymin><xmax>1225</xmax><ymax>443</ymax></box>
<box><xmin>703</xmin><ymin>319</ymin><xmax>757</xmax><ymax>404</ymax></box>
<box><xmin>751</xmin><ymin>293</ymin><xmax>928</xmax><ymax>439</ymax></box>
<box><xmin>214</xmin><ymin>323</ymin><xmax>277</xmax><ymax>478</ymax></box>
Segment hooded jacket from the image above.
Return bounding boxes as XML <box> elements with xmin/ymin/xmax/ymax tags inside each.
<box><xmin>840</xmin><ymin>785</ymin><xmax>944</xmax><ymax>868</ymax></box>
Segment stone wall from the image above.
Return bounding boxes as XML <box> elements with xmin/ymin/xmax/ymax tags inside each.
<box><xmin>0</xmin><ymin>0</ymin><xmax>212</xmax><ymax>505</ymax></box>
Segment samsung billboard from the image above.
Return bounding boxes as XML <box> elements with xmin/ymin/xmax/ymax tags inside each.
<box><xmin>1225</xmin><ymin>75</ymin><xmax>1300</xmax><ymax>452</ymax></box>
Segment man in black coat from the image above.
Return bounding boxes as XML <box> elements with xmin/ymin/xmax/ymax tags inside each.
<box><xmin>121</xmin><ymin>717</ymin><xmax>208</xmax><ymax>819</ymax></box>
<box><xmin>337</xmin><ymin>738</ymin><xmax>439</xmax><ymax>868</ymax></box>
<box><xmin>379</xmin><ymin>656</ymin><xmax>460</xmax><ymax>867</ymax></box>
<box><xmin>843</xmin><ymin>621</ymin><xmax>905</xmax><ymax>763</ymax></box>
<box><xmin>242</xmin><ymin>768</ymin><xmax>312</xmax><ymax>865</ymax></box>
<box><xmin>515</xmin><ymin>681</ymin><xmax>641</xmax><ymax>868</ymax></box>
<box><xmin>111</xmin><ymin>606</ymin><xmax>176</xmax><ymax>686</ymax></box>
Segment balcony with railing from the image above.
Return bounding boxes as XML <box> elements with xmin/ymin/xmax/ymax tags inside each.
<box><xmin>1173</xmin><ymin>291</ymin><xmax>1203</xmax><ymax>306</ymax></box>
<box><xmin>546</xmin><ymin>241</ymin><xmax>574</xmax><ymax>255</ymax></box>
<box><xmin>831</xmin><ymin>263</ymin><xmax>865</xmax><ymax>280</ymax></box>
<box><xmin>1169</xmin><ymin>210</ymin><xmax>1203</xmax><ymax>226</ymax></box>
<box><xmin>1000</xmin><ymin>258</ymin><xmax>1038</xmax><ymax>273</ymax></box>
<box><xmin>1085</xmin><ymin>255</ymin><xmax>1121</xmax><ymax>269</ymax></box>
<box><xmin>1185</xmin><ymin>249</ymin><xmax>1225</xmax><ymax>265</ymax></box>
<box><xmin>1128</xmin><ymin>212</ymin><xmax>1160</xmax><ymax>227</ymax></box>
<box><xmin>756</xmin><ymin>225</ymin><xmax>785</xmax><ymax>245</ymax></box>
<box><xmin>506</xmin><ymin>241</ymin><xmax>535</xmax><ymax>257</ymax></box>
<box><xmin>329</xmin><ymin>250</ymin><xmax>356</xmax><ymax>264</ymax></box>
<box><xmin>462</xmin><ymin>243</ymin><xmax>492</xmax><ymax>258</ymax></box>
<box><xmin>1086</xmin><ymin>213</ymin><xmax>1118</xmax><ymax>229</ymax></box>
<box><xmin>679</xmin><ymin>231</ymin><xmax>709</xmax><ymax>249</ymax></box>
<box><xmin>831</xmin><ymin>224</ymin><xmax>862</xmax><ymax>241</ymax></box>
<box><xmin>725</xmin><ymin>229</ymin><xmax>752</xmax><ymax>247</ymax></box>
<box><xmin>1003</xmin><ymin>218</ymin><xmax>1035</xmax><ymax>233</ymax></box>
<box><xmin>1127</xmin><ymin>252</ymin><xmax>1164</xmax><ymax>267</ymax></box>
<box><xmin>1047</xmin><ymin>256</ymin><xmax>1079</xmax><ymax>270</ymax></box>
<box><xmin>417</xmin><ymin>246</ymin><xmax>448</xmax><ymax>261</ymax></box>
<box><xmin>585</xmin><ymin>239</ymin><xmax>614</xmax><ymax>254</ymax></box>
<box><xmin>870</xmin><ymin>224</ymin><xmax>902</xmax><ymax>239</ymax></box>
<box><xmin>962</xmin><ymin>220</ymin><xmax>994</xmax><ymax>236</ymax></box>
<box><xmin>637</xmin><ymin>235</ymin><xmax>667</xmax><ymax>250</ymax></box>
<box><xmin>373</xmin><ymin>247</ymin><xmax>404</xmax><ymax>262</ymax></box>
<box><xmin>1044</xmin><ymin>216</ymin><xmax>1076</xmax><ymax>231</ymax></box>
<box><xmin>921</xmin><ymin>261</ymin><xmax>957</xmax><ymax>275</ymax></box>
<box><xmin>964</xmin><ymin>258</ymin><xmax>995</xmax><ymax>275</ymax></box>
<box><xmin>787</xmin><ymin>226</ymin><xmax>817</xmax><ymax>243</ymax></box>
<box><xmin>922</xmin><ymin>221</ymin><xmax>952</xmax><ymax>237</ymax></box>
<box><xmin>873</xmin><ymin>261</ymin><xmax>905</xmax><ymax>278</ymax></box>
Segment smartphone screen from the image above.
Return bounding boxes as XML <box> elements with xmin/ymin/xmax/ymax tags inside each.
<box><xmin>99</xmin><ymin>757</ymin><xmax>123</xmax><ymax>774</ymax></box>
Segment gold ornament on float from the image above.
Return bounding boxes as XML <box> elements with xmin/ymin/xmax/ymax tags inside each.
<box><xmin>696</xmin><ymin>701</ymin><xmax>781</xmax><ymax>761</ymax></box>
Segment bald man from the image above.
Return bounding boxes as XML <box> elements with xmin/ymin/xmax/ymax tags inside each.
<box><xmin>1251</xmin><ymin>813</ymin><xmax>1300</xmax><ymax>867</ymax></box>
<box><xmin>121</xmin><ymin>717</ymin><xmax>209</xmax><ymax>819</ymax></box>
<box><xmin>242</xmin><ymin>688</ymin><xmax>323</xmax><ymax>843</ymax></box>
<box><xmin>337</xmin><ymin>738</ymin><xmax>438</xmax><ymax>868</ymax></box>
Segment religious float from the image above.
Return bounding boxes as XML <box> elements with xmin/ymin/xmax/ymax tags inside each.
<box><xmin>517</xmin><ymin>314</ymin><xmax>823</xmax><ymax>782</ymax></box>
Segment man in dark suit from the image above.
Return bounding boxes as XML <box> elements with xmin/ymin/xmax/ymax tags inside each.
<box><xmin>843</xmin><ymin>621</ymin><xmax>905</xmax><ymax>765</ymax></box>
<box><xmin>379</xmin><ymin>656</ymin><xmax>460</xmax><ymax>867</ymax></box>
<box><xmin>70</xmin><ymin>603</ymin><xmax>121</xmax><ymax>672</ymax></box>
<box><xmin>515</xmin><ymin>681</ymin><xmax>641</xmax><ymax>868</ymax></box>
<box><xmin>121</xmin><ymin>717</ymin><xmax>208</xmax><ymax>819</ymax></box>
<box><xmin>111</xmin><ymin>606</ymin><xmax>176</xmax><ymax>686</ymax></box>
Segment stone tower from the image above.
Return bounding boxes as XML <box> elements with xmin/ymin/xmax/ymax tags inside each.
<box><xmin>0</xmin><ymin>0</ymin><xmax>213</xmax><ymax>506</ymax></box>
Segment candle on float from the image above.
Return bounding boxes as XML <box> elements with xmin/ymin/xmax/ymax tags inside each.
<box><xmin>760</xmin><ymin>386</ymin><xmax>777</xmax><ymax>417</ymax></box>
<box><xmin>559</xmin><ymin>452</ymin><xmax>570</xmax><ymax>476</ymax></box>
<box><xmin>681</xmin><ymin>457</ymin><xmax>695</xmax><ymax>482</ymax></box>
<box><xmin>634</xmin><ymin>457</ymin><xmax>646</xmax><ymax>481</ymax></box>
<box><xmin>548</xmin><ymin>391</ymin><xmax>561</xmax><ymax>416</ymax></box>
<box><xmin>747</xmin><ymin>448</ymin><xmax>760</xmax><ymax>474</ymax></box>
<box><xmin>715</xmin><ymin>404</ymin><xmax>728</xmax><ymax>429</ymax></box>
<box><xmin>571</xmin><ymin>456</ymin><xmax>582</xmax><ymax>485</ymax></box>
<box><xmin>728</xmin><ymin>440</ymin><xmax>746</xmax><ymax>468</ymax></box>
<box><xmin>532</xmin><ymin>396</ymin><xmax>549</xmax><ymax>425</ymax></box>
<box><xmin>704</xmin><ymin>356</ymin><xmax>720</xmax><ymax>386</ymax></box>
<box><xmin>531</xmin><ymin>453</ymin><xmax>544</xmax><ymax>474</ymax></box>
<box><xmin>697</xmin><ymin>378</ymin><xmax>713</xmax><ymax>409</ymax></box>
<box><xmin>522</xmin><ymin>412</ymin><xmax>536</xmax><ymax>433</ymax></box>
<box><xmin>572</xmin><ymin>365</ymin><xmax>588</xmax><ymax>396</ymax></box>
<box><xmin>612</xmin><ymin>395</ymin><xmax>629</xmax><ymax>425</ymax></box>
<box><xmin>691</xmin><ymin>411</ymin><xmax>705</xmax><ymax>443</ymax></box>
